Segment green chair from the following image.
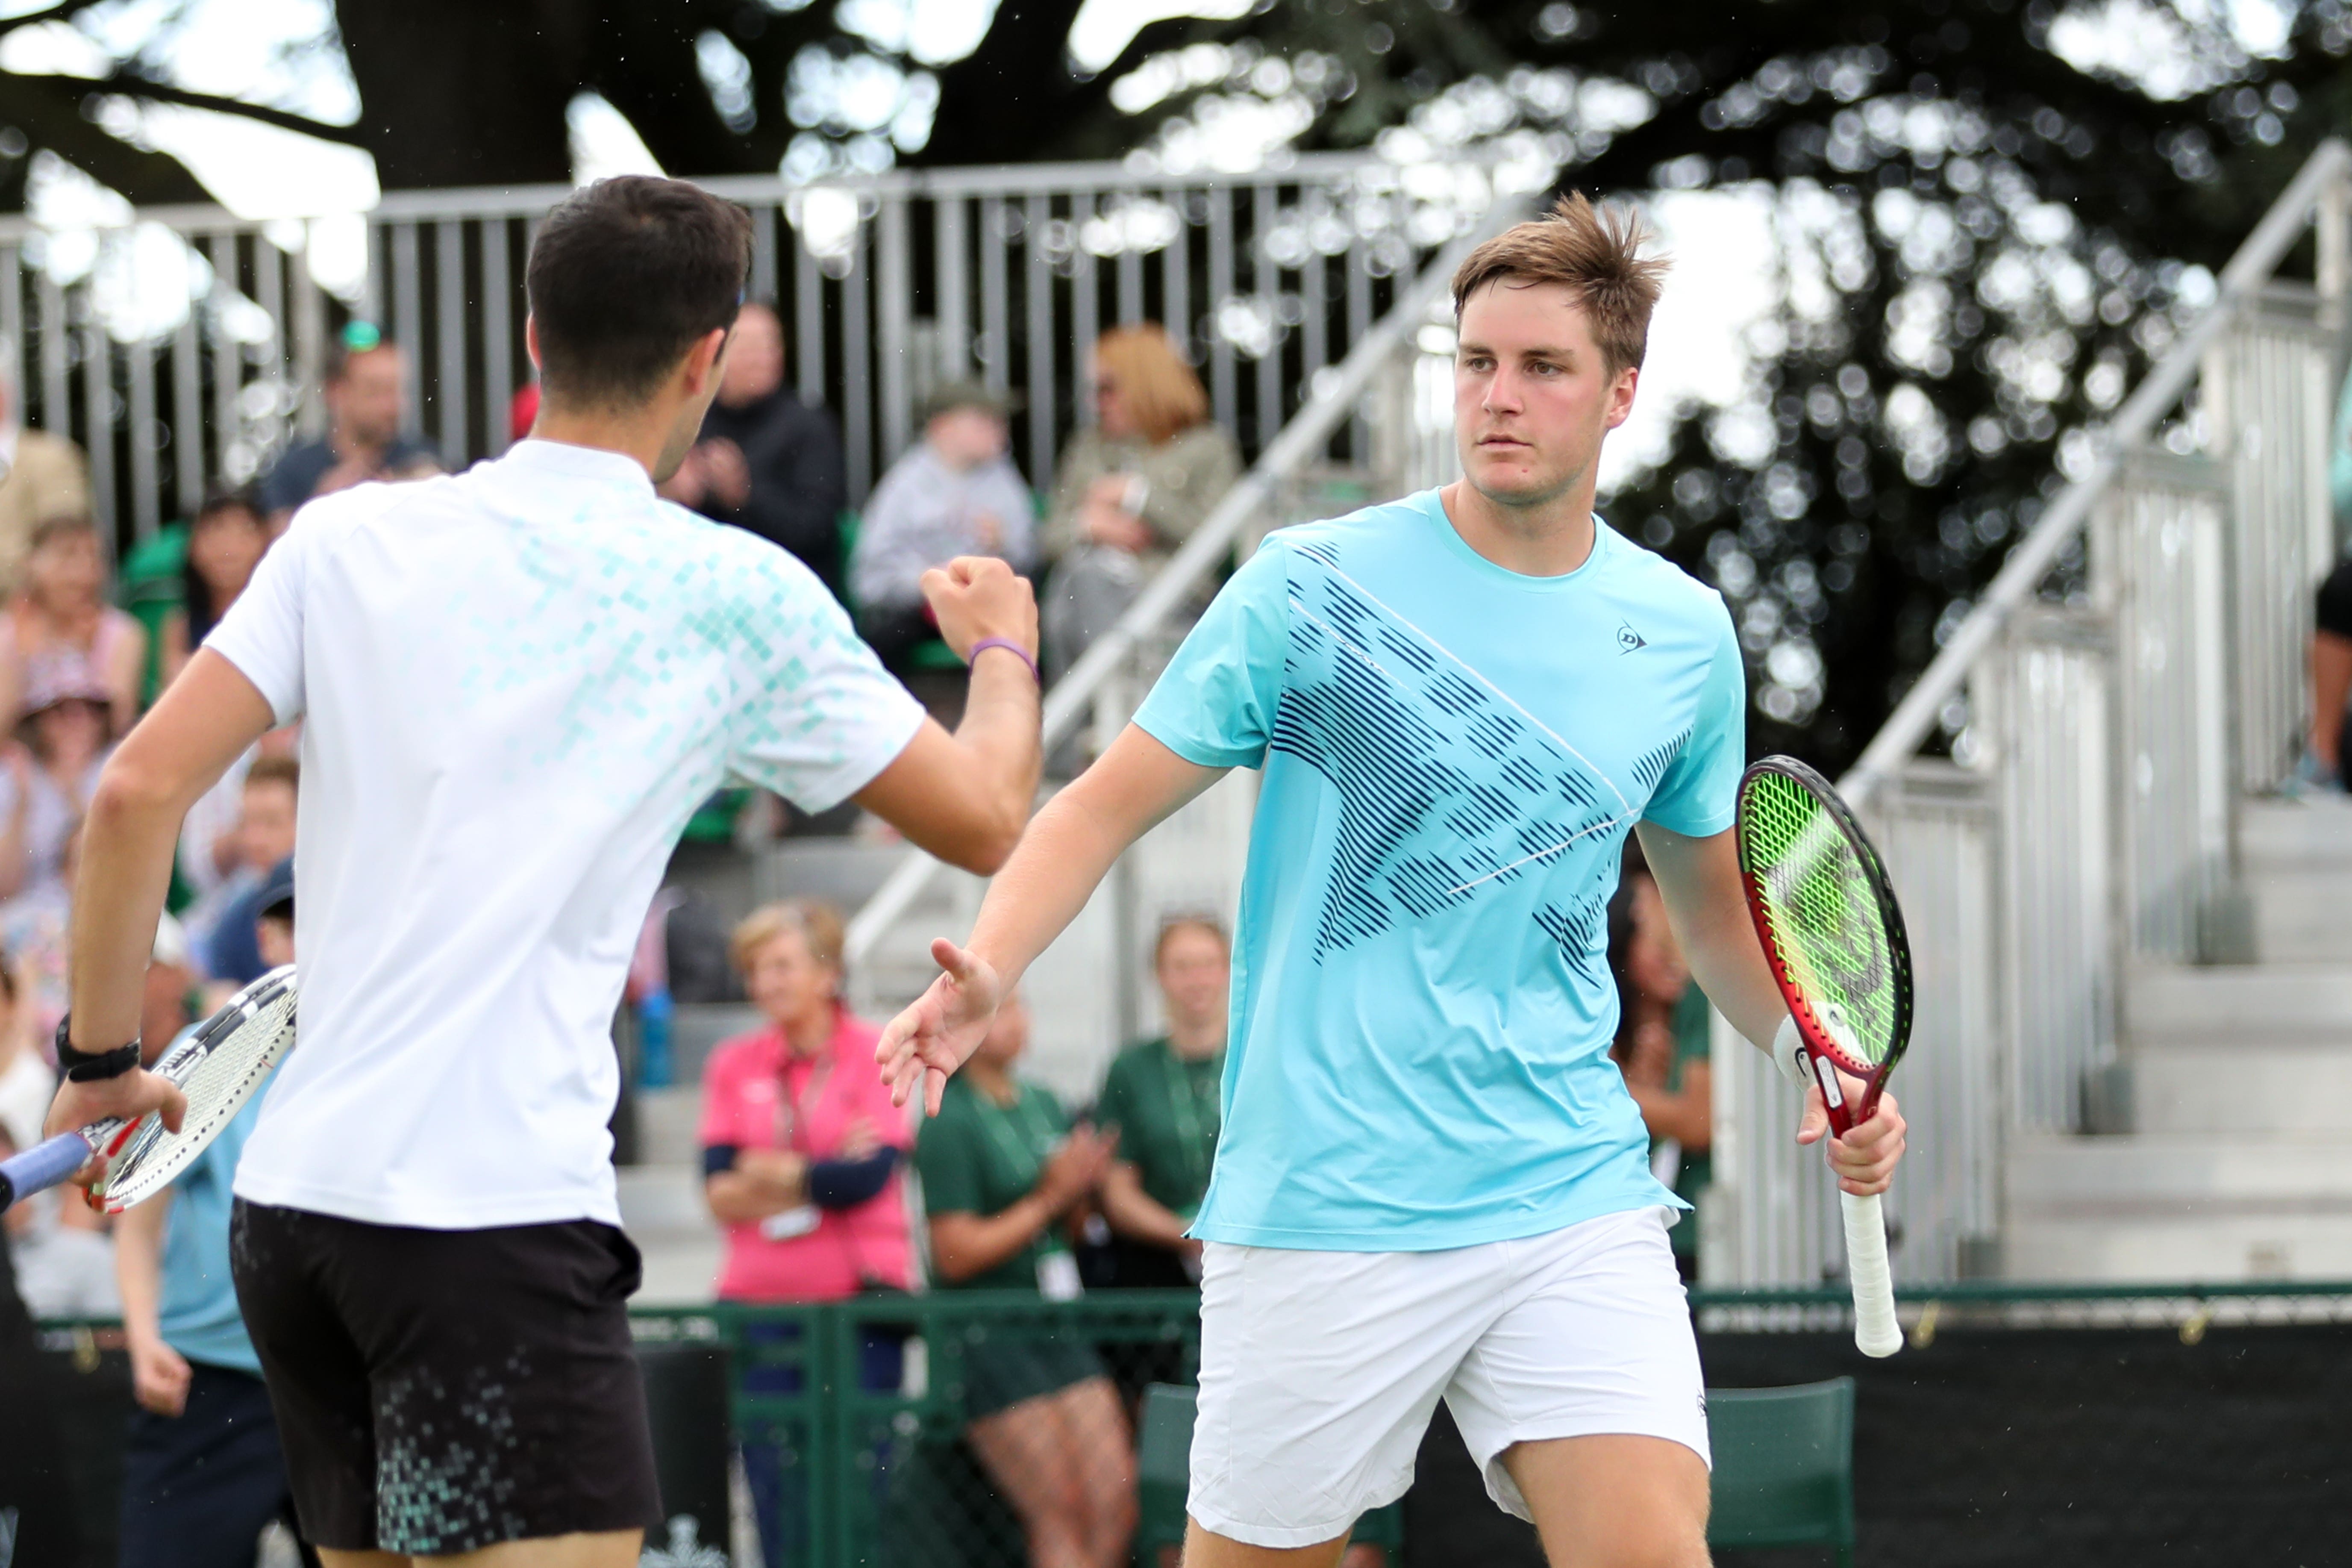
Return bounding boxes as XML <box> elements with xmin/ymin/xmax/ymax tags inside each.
<box><xmin>1136</xmin><ymin>1383</ymin><xmax>1403</xmax><ymax>1563</ymax></box>
<box><xmin>1705</xmin><ymin>1377</ymin><xmax>1857</xmax><ymax>1566</ymax></box>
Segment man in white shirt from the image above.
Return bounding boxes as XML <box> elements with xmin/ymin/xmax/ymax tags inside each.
<box><xmin>44</xmin><ymin>175</ymin><xmax>1043</xmax><ymax>1567</ymax></box>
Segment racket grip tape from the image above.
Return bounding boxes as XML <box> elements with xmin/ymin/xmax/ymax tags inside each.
<box><xmin>1841</xmin><ymin>1189</ymin><xmax>1902</xmax><ymax>1357</ymax></box>
<box><xmin>0</xmin><ymin>1132</ymin><xmax>94</xmax><ymax>1210</ymax></box>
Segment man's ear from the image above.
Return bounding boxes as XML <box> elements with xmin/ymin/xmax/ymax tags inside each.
<box><xmin>684</xmin><ymin>325</ymin><xmax>732</xmax><ymax>396</ymax></box>
<box><xmin>1604</xmin><ymin>363</ymin><xmax>1640</xmax><ymax>432</ymax></box>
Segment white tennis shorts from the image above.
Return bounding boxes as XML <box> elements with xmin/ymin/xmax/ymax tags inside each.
<box><xmin>1187</xmin><ymin>1206</ymin><xmax>1709</xmax><ymax>1549</ymax></box>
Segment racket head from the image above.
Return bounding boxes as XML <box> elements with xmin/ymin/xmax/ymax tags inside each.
<box><xmin>100</xmin><ymin>965</ymin><xmax>298</xmax><ymax>1213</ymax></box>
<box><xmin>1735</xmin><ymin>757</ymin><xmax>1913</xmax><ymax>1084</ymax></box>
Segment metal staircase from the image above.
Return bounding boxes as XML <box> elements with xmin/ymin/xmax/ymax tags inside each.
<box><xmin>1712</xmin><ymin>140</ymin><xmax>2352</xmax><ymax>1289</ymax></box>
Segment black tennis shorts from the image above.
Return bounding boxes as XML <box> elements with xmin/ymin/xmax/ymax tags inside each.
<box><xmin>229</xmin><ymin>1199</ymin><xmax>662</xmax><ymax>1556</ymax></box>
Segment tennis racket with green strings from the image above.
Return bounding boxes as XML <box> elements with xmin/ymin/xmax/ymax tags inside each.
<box><xmin>1736</xmin><ymin>756</ymin><xmax>1914</xmax><ymax>1358</ymax></box>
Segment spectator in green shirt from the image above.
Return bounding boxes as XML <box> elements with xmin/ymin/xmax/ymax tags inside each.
<box><xmin>1610</xmin><ymin>846</ymin><xmax>1714</xmax><ymax>1280</ymax></box>
<box><xmin>1096</xmin><ymin>916</ymin><xmax>1228</xmax><ymax>1288</ymax></box>
<box><xmin>914</xmin><ymin>991</ymin><xmax>1136</xmax><ymax>1568</ymax></box>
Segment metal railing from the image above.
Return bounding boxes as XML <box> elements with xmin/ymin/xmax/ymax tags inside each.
<box><xmin>0</xmin><ymin>154</ymin><xmax>1507</xmax><ymax>556</ymax></box>
<box><xmin>1711</xmin><ymin>139</ymin><xmax>2352</xmax><ymax>1288</ymax></box>
<box><xmin>839</xmin><ymin>197</ymin><xmax>1524</xmax><ymax>997</ymax></box>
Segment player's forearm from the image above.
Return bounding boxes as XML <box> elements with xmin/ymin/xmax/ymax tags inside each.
<box><xmin>948</xmin><ymin>650</ymin><xmax>1044</xmax><ymax>850</ymax></box>
<box><xmin>965</xmin><ymin>783</ymin><xmax>1133</xmax><ymax>989</ymax></box>
<box><xmin>68</xmin><ymin>773</ymin><xmax>186</xmax><ymax>1050</ymax></box>
<box><xmin>1639</xmin><ymin>824</ymin><xmax>1790</xmax><ymax>1054</ymax></box>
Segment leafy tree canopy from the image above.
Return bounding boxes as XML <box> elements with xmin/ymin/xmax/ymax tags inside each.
<box><xmin>0</xmin><ymin>0</ymin><xmax>2345</xmax><ymax>764</ymax></box>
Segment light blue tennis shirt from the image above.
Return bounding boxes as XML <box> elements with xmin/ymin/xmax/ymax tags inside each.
<box><xmin>1132</xmin><ymin>490</ymin><xmax>1746</xmax><ymax>1250</ymax></box>
<box><xmin>158</xmin><ymin>1041</ymin><xmax>275</xmax><ymax>1374</ymax></box>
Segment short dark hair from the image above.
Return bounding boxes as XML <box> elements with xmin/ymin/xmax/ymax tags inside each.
<box><xmin>527</xmin><ymin>176</ymin><xmax>753</xmax><ymax>409</ymax></box>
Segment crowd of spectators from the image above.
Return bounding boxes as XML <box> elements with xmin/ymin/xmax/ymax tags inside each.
<box><xmin>0</xmin><ymin>324</ymin><xmax>433</xmax><ymax>1347</ymax></box>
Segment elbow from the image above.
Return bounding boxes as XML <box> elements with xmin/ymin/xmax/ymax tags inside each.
<box><xmin>88</xmin><ymin>756</ymin><xmax>180</xmax><ymax>828</ymax></box>
<box><xmin>941</xmin><ymin>803</ymin><xmax>1028</xmax><ymax>877</ymax></box>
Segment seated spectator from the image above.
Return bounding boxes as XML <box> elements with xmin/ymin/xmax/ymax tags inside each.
<box><xmin>161</xmin><ymin>485</ymin><xmax>271</xmax><ymax>689</ymax></box>
<box><xmin>700</xmin><ymin>899</ymin><xmax>913</xmax><ymax>1300</ymax></box>
<box><xmin>189</xmin><ymin>759</ymin><xmax>298</xmax><ymax>987</ymax></box>
<box><xmin>1096</xmin><ymin>916</ymin><xmax>1227</xmax><ymax>1289</ymax></box>
<box><xmin>850</xmin><ymin>382</ymin><xmax>1037</xmax><ymax>708</ymax></box>
<box><xmin>0</xmin><ymin>513</ymin><xmax>147</xmax><ymax>735</ymax></box>
<box><xmin>700</xmin><ymin>900</ymin><xmax>913</xmax><ymax>1568</ymax></box>
<box><xmin>176</xmin><ymin>727</ymin><xmax>299</xmax><ymax>909</ymax></box>
<box><xmin>1042</xmin><ymin>325</ymin><xmax>1241</xmax><ymax>681</ymax></box>
<box><xmin>0</xmin><ymin>352</ymin><xmax>90</xmax><ymax>597</ymax></box>
<box><xmin>114</xmin><ymin>896</ymin><xmax>309</xmax><ymax>1568</ymax></box>
<box><xmin>0</xmin><ymin>653</ymin><xmax>115</xmax><ymax>905</ymax></box>
<box><xmin>661</xmin><ymin>300</ymin><xmax>851</xmax><ymax>601</ymax></box>
<box><xmin>914</xmin><ymin>992</ymin><xmax>1135</xmax><ymax>1568</ymax></box>
<box><xmin>1609</xmin><ymin>842</ymin><xmax>1713</xmax><ymax>1278</ymax></box>
<box><xmin>256</xmin><ymin>321</ymin><xmax>438</xmax><ymax>528</ymax></box>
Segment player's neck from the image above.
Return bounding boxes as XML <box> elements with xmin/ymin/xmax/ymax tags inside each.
<box><xmin>530</xmin><ymin>405</ymin><xmax>682</xmax><ymax>482</ymax></box>
<box><xmin>1438</xmin><ymin>480</ymin><xmax>1598</xmax><ymax>578</ymax></box>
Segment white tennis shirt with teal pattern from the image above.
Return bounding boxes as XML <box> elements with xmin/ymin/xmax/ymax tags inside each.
<box><xmin>215</xmin><ymin>439</ymin><xmax>923</xmax><ymax>1231</ymax></box>
<box><xmin>1133</xmin><ymin>490</ymin><xmax>1746</xmax><ymax>1251</ymax></box>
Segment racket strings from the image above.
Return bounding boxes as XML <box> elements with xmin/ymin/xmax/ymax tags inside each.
<box><xmin>1740</xmin><ymin>772</ymin><xmax>1900</xmax><ymax>1067</ymax></box>
<box><xmin>104</xmin><ymin>984</ymin><xmax>298</xmax><ymax>1209</ymax></box>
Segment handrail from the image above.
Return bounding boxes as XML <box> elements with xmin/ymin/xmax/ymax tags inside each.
<box><xmin>1842</xmin><ymin>136</ymin><xmax>2352</xmax><ymax>803</ymax></box>
<box><xmin>842</xmin><ymin>194</ymin><xmax>1536</xmax><ymax>969</ymax></box>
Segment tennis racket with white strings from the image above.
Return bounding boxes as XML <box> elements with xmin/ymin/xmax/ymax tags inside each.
<box><xmin>0</xmin><ymin>965</ymin><xmax>298</xmax><ymax>1214</ymax></box>
<box><xmin>1736</xmin><ymin>758</ymin><xmax>1912</xmax><ymax>1358</ymax></box>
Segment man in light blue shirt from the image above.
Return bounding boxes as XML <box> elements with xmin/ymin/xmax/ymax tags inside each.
<box><xmin>114</xmin><ymin>885</ymin><xmax>311</xmax><ymax>1568</ymax></box>
<box><xmin>882</xmin><ymin>194</ymin><xmax>1909</xmax><ymax>1568</ymax></box>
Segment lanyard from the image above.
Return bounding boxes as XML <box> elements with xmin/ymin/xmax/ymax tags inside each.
<box><xmin>1158</xmin><ymin>1041</ymin><xmax>1221</xmax><ymax>1197</ymax></box>
<box><xmin>975</xmin><ymin>1086</ymin><xmax>1058</xmax><ymax>1190</ymax></box>
<box><xmin>772</xmin><ymin>1047</ymin><xmax>835</xmax><ymax>1155</ymax></box>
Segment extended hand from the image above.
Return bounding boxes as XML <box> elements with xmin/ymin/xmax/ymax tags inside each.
<box><xmin>875</xmin><ymin>938</ymin><xmax>1005</xmax><ymax>1115</ymax></box>
<box><xmin>920</xmin><ymin>556</ymin><xmax>1038</xmax><ymax>664</ymax></box>
<box><xmin>1796</xmin><ymin>1076</ymin><xmax>1906</xmax><ymax>1197</ymax></box>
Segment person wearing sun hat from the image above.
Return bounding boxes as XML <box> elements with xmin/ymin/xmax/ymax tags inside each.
<box><xmin>0</xmin><ymin>649</ymin><xmax>116</xmax><ymax>905</ymax></box>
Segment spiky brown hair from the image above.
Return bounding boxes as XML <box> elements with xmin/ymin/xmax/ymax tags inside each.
<box><xmin>1450</xmin><ymin>194</ymin><xmax>1671</xmax><ymax>374</ymax></box>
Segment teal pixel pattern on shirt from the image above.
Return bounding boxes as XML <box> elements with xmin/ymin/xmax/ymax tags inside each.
<box><xmin>1132</xmin><ymin>490</ymin><xmax>1746</xmax><ymax>1252</ymax></box>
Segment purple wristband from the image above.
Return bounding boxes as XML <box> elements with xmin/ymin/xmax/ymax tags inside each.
<box><xmin>968</xmin><ymin>637</ymin><xmax>1040</xmax><ymax>684</ymax></box>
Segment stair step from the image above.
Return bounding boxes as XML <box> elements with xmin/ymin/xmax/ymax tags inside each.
<box><xmin>2125</xmin><ymin>964</ymin><xmax>2352</xmax><ymax>1041</ymax></box>
<box><xmin>634</xmin><ymin>1085</ymin><xmax>705</xmax><ymax>1166</ymax></box>
<box><xmin>2002</xmin><ymin>1213</ymin><xmax>2352</xmax><ymax>1283</ymax></box>
<box><xmin>617</xmin><ymin>1163</ymin><xmax>723</xmax><ymax>1306</ymax></box>
<box><xmin>2249</xmin><ymin>871</ymin><xmax>2352</xmax><ymax>963</ymax></box>
<box><xmin>2127</xmin><ymin>1042</ymin><xmax>2352</xmax><ymax>1134</ymax></box>
<box><xmin>2240</xmin><ymin>797</ymin><xmax>2352</xmax><ymax>869</ymax></box>
<box><xmin>2008</xmin><ymin>1134</ymin><xmax>2352</xmax><ymax>1208</ymax></box>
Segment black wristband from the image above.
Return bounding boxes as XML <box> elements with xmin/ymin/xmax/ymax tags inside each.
<box><xmin>56</xmin><ymin>1014</ymin><xmax>139</xmax><ymax>1082</ymax></box>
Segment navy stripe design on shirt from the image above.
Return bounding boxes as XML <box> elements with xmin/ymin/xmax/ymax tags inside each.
<box><xmin>1269</xmin><ymin>550</ymin><xmax>1639</xmax><ymax>962</ymax></box>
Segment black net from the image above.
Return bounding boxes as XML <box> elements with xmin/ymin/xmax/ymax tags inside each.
<box><xmin>28</xmin><ymin>1289</ymin><xmax>2352</xmax><ymax>1566</ymax></box>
